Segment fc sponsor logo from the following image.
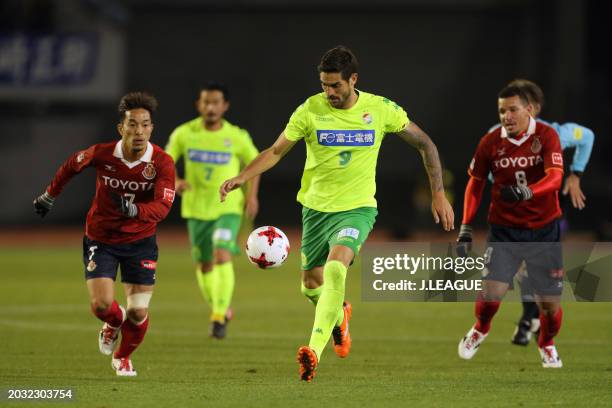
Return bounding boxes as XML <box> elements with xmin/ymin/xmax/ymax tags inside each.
<box><xmin>316</xmin><ymin>130</ymin><xmax>375</xmax><ymax>146</ymax></box>
<box><xmin>552</xmin><ymin>152</ymin><xmax>563</xmax><ymax>166</ymax></box>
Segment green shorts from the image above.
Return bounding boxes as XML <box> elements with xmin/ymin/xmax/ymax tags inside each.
<box><xmin>300</xmin><ymin>206</ymin><xmax>377</xmax><ymax>270</ymax></box>
<box><xmin>187</xmin><ymin>214</ymin><xmax>242</xmax><ymax>262</ymax></box>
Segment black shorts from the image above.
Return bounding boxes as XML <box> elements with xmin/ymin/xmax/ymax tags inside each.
<box><xmin>483</xmin><ymin>220</ymin><xmax>563</xmax><ymax>296</ymax></box>
<box><xmin>82</xmin><ymin>235</ymin><xmax>158</xmax><ymax>285</ymax></box>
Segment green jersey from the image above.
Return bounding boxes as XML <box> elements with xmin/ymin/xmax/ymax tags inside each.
<box><xmin>284</xmin><ymin>90</ymin><xmax>409</xmax><ymax>212</ymax></box>
<box><xmin>166</xmin><ymin>118</ymin><xmax>258</xmax><ymax>220</ymax></box>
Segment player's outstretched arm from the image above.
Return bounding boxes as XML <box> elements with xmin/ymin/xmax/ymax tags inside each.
<box><xmin>397</xmin><ymin>122</ymin><xmax>454</xmax><ymax>231</ymax></box>
<box><xmin>244</xmin><ymin>175</ymin><xmax>261</xmax><ymax>220</ymax></box>
<box><xmin>33</xmin><ymin>145</ymin><xmax>96</xmax><ymax>218</ymax></box>
<box><xmin>220</xmin><ymin>132</ymin><xmax>296</xmax><ymax>202</ymax></box>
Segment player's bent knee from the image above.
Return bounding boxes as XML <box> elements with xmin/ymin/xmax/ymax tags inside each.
<box><xmin>482</xmin><ymin>280</ymin><xmax>508</xmax><ymax>301</ymax></box>
<box><xmin>90</xmin><ymin>298</ymin><xmax>113</xmax><ymax>313</ymax></box>
<box><xmin>213</xmin><ymin>248</ymin><xmax>232</xmax><ymax>264</ymax></box>
<box><xmin>301</xmin><ymin>279</ymin><xmax>321</xmax><ymax>291</ymax></box>
<box><xmin>302</xmin><ymin>268</ymin><xmax>323</xmax><ymax>288</ymax></box>
<box><xmin>198</xmin><ymin>261</ymin><xmax>214</xmax><ymax>273</ymax></box>
<box><xmin>127</xmin><ymin>307</ymin><xmax>148</xmax><ymax>323</ymax></box>
<box><xmin>480</xmin><ymin>292</ymin><xmax>504</xmax><ymax>302</ymax></box>
<box><xmin>301</xmin><ymin>277</ymin><xmax>322</xmax><ymax>289</ymax></box>
<box><xmin>538</xmin><ymin>301</ymin><xmax>560</xmax><ymax>314</ymax></box>
<box><xmin>126</xmin><ymin>292</ymin><xmax>150</xmax><ymax>322</ymax></box>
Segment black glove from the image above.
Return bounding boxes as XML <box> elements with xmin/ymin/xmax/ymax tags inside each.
<box><xmin>33</xmin><ymin>191</ymin><xmax>55</xmax><ymax>217</ymax></box>
<box><xmin>500</xmin><ymin>185</ymin><xmax>533</xmax><ymax>202</ymax></box>
<box><xmin>456</xmin><ymin>224</ymin><xmax>473</xmax><ymax>258</ymax></box>
<box><xmin>110</xmin><ymin>193</ymin><xmax>138</xmax><ymax>218</ymax></box>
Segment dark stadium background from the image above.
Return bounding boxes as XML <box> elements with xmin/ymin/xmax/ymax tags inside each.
<box><xmin>1</xmin><ymin>0</ymin><xmax>610</xmax><ymax>239</ymax></box>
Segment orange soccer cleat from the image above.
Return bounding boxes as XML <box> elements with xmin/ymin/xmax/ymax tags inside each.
<box><xmin>332</xmin><ymin>301</ymin><xmax>352</xmax><ymax>358</ymax></box>
<box><xmin>296</xmin><ymin>346</ymin><xmax>318</xmax><ymax>382</ymax></box>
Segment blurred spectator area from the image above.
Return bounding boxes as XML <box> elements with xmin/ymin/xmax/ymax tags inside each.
<box><xmin>1</xmin><ymin>0</ymin><xmax>610</xmax><ymax>238</ymax></box>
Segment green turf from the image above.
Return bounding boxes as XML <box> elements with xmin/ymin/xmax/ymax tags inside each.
<box><xmin>1</xmin><ymin>245</ymin><xmax>611</xmax><ymax>407</ymax></box>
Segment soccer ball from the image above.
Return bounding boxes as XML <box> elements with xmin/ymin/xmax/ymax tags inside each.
<box><xmin>245</xmin><ymin>226</ymin><xmax>290</xmax><ymax>269</ymax></box>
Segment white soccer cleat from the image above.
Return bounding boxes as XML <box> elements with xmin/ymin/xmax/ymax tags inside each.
<box><xmin>98</xmin><ymin>306</ymin><xmax>126</xmax><ymax>355</ymax></box>
<box><xmin>458</xmin><ymin>326</ymin><xmax>488</xmax><ymax>360</ymax></box>
<box><xmin>112</xmin><ymin>357</ymin><xmax>137</xmax><ymax>376</ymax></box>
<box><xmin>539</xmin><ymin>345</ymin><xmax>563</xmax><ymax>368</ymax></box>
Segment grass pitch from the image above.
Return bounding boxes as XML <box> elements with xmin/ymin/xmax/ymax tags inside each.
<box><xmin>1</xmin><ymin>238</ymin><xmax>611</xmax><ymax>407</ymax></box>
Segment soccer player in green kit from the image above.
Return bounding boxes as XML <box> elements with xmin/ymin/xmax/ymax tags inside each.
<box><xmin>220</xmin><ymin>47</ymin><xmax>454</xmax><ymax>381</ymax></box>
<box><xmin>166</xmin><ymin>83</ymin><xmax>260</xmax><ymax>339</ymax></box>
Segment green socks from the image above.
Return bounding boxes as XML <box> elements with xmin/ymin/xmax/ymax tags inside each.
<box><xmin>195</xmin><ymin>266</ymin><xmax>214</xmax><ymax>306</ymax></box>
<box><xmin>301</xmin><ymin>282</ymin><xmax>344</xmax><ymax>325</ymax></box>
<box><xmin>212</xmin><ymin>261</ymin><xmax>235</xmax><ymax>321</ymax></box>
<box><xmin>308</xmin><ymin>260</ymin><xmax>347</xmax><ymax>360</ymax></box>
<box><xmin>195</xmin><ymin>262</ymin><xmax>235</xmax><ymax>322</ymax></box>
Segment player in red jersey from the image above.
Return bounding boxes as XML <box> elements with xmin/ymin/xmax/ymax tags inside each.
<box><xmin>33</xmin><ymin>92</ymin><xmax>176</xmax><ymax>376</ymax></box>
<box><xmin>456</xmin><ymin>85</ymin><xmax>565</xmax><ymax>368</ymax></box>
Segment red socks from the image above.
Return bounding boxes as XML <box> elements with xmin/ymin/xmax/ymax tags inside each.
<box><xmin>473</xmin><ymin>293</ymin><xmax>562</xmax><ymax>345</ymax></box>
<box><xmin>474</xmin><ymin>296</ymin><xmax>501</xmax><ymax>334</ymax></box>
<box><xmin>92</xmin><ymin>300</ymin><xmax>124</xmax><ymax>328</ymax></box>
<box><xmin>114</xmin><ymin>316</ymin><xmax>150</xmax><ymax>359</ymax></box>
<box><xmin>538</xmin><ymin>308</ymin><xmax>563</xmax><ymax>348</ymax></box>
<box><xmin>92</xmin><ymin>301</ymin><xmax>150</xmax><ymax>359</ymax></box>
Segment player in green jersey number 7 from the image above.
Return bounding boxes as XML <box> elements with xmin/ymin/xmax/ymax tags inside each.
<box><xmin>220</xmin><ymin>46</ymin><xmax>454</xmax><ymax>382</ymax></box>
<box><xmin>166</xmin><ymin>82</ymin><xmax>260</xmax><ymax>339</ymax></box>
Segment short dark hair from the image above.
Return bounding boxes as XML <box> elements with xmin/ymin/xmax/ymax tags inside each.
<box><xmin>317</xmin><ymin>46</ymin><xmax>358</xmax><ymax>81</ymax></box>
<box><xmin>118</xmin><ymin>92</ymin><xmax>158</xmax><ymax>122</ymax></box>
<box><xmin>199</xmin><ymin>81</ymin><xmax>230</xmax><ymax>102</ymax></box>
<box><xmin>507</xmin><ymin>78</ymin><xmax>545</xmax><ymax>108</ymax></box>
<box><xmin>498</xmin><ymin>85</ymin><xmax>530</xmax><ymax>106</ymax></box>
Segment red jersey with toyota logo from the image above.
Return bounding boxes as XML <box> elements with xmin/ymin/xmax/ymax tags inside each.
<box><xmin>468</xmin><ymin>118</ymin><xmax>563</xmax><ymax>229</ymax></box>
<box><xmin>47</xmin><ymin>141</ymin><xmax>176</xmax><ymax>244</ymax></box>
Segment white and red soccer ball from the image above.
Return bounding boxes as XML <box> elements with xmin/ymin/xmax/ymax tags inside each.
<box><xmin>245</xmin><ymin>226</ymin><xmax>290</xmax><ymax>269</ymax></box>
